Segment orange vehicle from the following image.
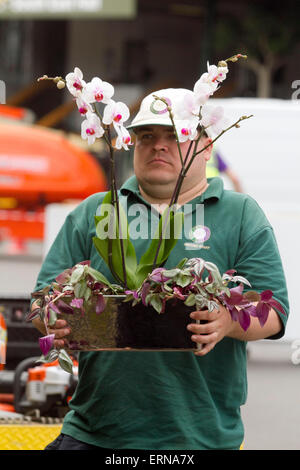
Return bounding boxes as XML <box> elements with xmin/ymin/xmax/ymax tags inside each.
<box><xmin>0</xmin><ymin>122</ymin><xmax>107</xmax><ymax>245</ymax></box>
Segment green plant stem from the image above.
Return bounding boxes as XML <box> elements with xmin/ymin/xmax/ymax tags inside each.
<box><xmin>106</xmin><ymin>126</ymin><xmax>128</xmax><ymax>289</ymax></box>
<box><xmin>153</xmin><ymin>95</ymin><xmax>184</xmax><ymax>168</ymax></box>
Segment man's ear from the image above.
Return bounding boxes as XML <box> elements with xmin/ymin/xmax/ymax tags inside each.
<box><xmin>203</xmin><ymin>138</ymin><xmax>213</xmax><ymax>161</ymax></box>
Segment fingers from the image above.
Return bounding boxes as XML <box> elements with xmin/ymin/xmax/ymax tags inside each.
<box><xmin>187</xmin><ymin>307</ymin><xmax>221</xmax><ymax>357</ymax></box>
<box><xmin>48</xmin><ymin>319</ymin><xmax>71</xmax><ymax>348</ymax></box>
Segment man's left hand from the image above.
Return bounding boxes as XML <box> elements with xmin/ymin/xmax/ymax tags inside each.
<box><xmin>187</xmin><ymin>303</ymin><xmax>233</xmax><ymax>356</ymax></box>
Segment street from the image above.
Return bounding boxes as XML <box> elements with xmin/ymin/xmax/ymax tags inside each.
<box><xmin>242</xmin><ymin>340</ymin><xmax>300</xmax><ymax>450</ymax></box>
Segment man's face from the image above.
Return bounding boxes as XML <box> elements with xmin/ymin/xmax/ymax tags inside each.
<box><xmin>133</xmin><ymin>125</ymin><xmax>211</xmax><ymax>196</ymax></box>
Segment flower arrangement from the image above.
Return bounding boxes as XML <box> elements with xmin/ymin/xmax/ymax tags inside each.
<box><xmin>30</xmin><ymin>54</ymin><xmax>286</xmax><ymax>372</ymax></box>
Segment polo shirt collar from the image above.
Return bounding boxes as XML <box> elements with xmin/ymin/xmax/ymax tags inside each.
<box><xmin>120</xmin><ymin>175</ymin><xmax>224</xmax><ymax>204</ymax></box>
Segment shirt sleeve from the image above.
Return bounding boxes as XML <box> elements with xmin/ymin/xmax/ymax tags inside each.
<box><xmin>32</xmin><ymin>208</ymin><xmax>91</xmax><ymax>294</ymax></box>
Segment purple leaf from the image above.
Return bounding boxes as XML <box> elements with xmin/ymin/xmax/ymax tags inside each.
<box><xmin>244</xmin><ymin>304</ymin><xmax>258</xmax><ymax>317</ymax></box>
<box><xmin>149</xmin><ymin>268</ymin><xmax>170</xmax><ymax>283</ymax></box>
<box><xmin>70</xmin><ymin>298</ymin><xmax>84</xmax><ymax>309</ymax></box>
<box><xmin>141</xmin><ymin>282</ymin><xmax>151</xmax><ymax>305</ymax></box>
<box><xmin>255</xmin><ymin>302</ymin><xmax>271</xmax><ymax>327</ymax></box>
<box><xmin>173</xmin><ymin>287</ymin><xmax>185</xmax><ymax>300</ymax></box>
<box><xmin>48</xmin><ymin>301</ymin><xmax>61</xmax><ymax>314</ymax></box>
<box><xmin>222</xmin><ymin>284</ymin><xmax>244</xmax><ymax>307</ymax></box>
<box><xmin>39</xmin><ymin>334</ymin><xmax>55</xmax><ymax>356</ymax></box>
<box><xmin>125</xmin><ymin>289</ymin><xmax>139</xmax><ymax>300</ymax></box>
<box><xmin>238</xmin><ymin>309</ymin><xmax>251</xmax><ymax>331</ymax></box>
<box><xmin>56</xmin><ymin>299</ymin><xmax>74</xmax><ymax>315</ymax></box>
<box><xmin>55</xmin><ymin>268</ymin><xmax>72</xmax><ymax>284</ymax></box>
<box><xmin>225</xmin><ymin>269</ymin><xmax>236</xmax><ymax>276</ymax></box>
<box><xmin>228</xmin><ymin>305</ymin><xmax>239</xmax><ymax>322</ymax></box>
<box><xmin>95</xmin><ymin>294</ymin><xmax>106</xmax><ymax>314</ymax></box>
<box><xmin>267</xmin><ymin>298</ymin><xmax>286</xmax><ymax>316</ymax></box>
<box><xmin>260</xmin><ymin>290</ymin><xmax>273</xmax><ymax>302</ymax></box>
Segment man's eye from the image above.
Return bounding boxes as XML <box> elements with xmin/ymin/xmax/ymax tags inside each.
<box><xmin>140</xmin><ymin>134</ymin><xmax>153</xmax><ymax>140</ymax></box>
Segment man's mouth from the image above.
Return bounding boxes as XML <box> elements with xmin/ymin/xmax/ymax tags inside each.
<box><xmin>148</xmin><ymin>157</ymin><xmax>170</xmax><ymax>165</ymax></box>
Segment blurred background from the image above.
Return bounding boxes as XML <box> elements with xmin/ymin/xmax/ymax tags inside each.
<box><xmin>0</xmin><ymin>0</ymin><xmax>300</xmax><ymax>450</ymax></box>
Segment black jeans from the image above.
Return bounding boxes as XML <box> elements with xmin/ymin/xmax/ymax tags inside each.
<box><xmin>45</xmin><ymin>433</ymin><xmax>103</xmax><ymax>450</ymax></box>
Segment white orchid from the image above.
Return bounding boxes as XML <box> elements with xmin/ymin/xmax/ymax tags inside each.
<box><xmin>175</xmin><ymin>119</ymin><xmax>199</xmax><ymax>143</ymax></box>
<box><xmin>81</xmin><ymin>111</ymin><xmax>104</xmax><ymax>145</ymax></box>
<box><xmin>216</xmin><ymin>65</ymin><xmax>229</xmax><ymax>82</ymax></box>
<box><xmin>197</xmin><ymin>64</ymin><xmax>219</xmax><ymax>94</ymax></box>
<box><xmin>115</xmin><ymin>125</ymin><xmax>132</xmax><ymax>150</ymax></box>
<box><xmin>65</xmin><ymin>67</ymin><xmax>86</xmax><ymax>97</ymax></box>
<box><xmin>200</xmin><ymin>105</ymin><xmax>230</xmax><ymax>135</ymax></box>
<box><xmin>83</xmin><ymin>77</ymin><xmax>114</xmax><ymax>105</ymax></box>
<box><xmin>193</xmin><ymin>81</ymin><xmax>215</xmax><ymax>106</ymax></box>
<box><xmin>76</xmin><ymin>96</ymin><xmax>93</xmax><ymax>116</ymax></box>
<box><xmin>102</xmin><ymin>100</ymin><xmax>130</xmax><ymax>129</ymax></box>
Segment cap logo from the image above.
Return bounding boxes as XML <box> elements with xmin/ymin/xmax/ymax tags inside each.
<box><xmin>150</xmin><ymin>96</ymin><xmax>172</xmax><ymax>115</ymax></box>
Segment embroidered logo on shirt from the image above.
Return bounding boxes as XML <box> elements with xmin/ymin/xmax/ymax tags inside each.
<box><xmin>184</xmin><ymin>225</ymin><xmax>211</xmax><ymax>250</ymax></box>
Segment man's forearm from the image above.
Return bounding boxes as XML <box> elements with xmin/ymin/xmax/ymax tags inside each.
<box><xmin>227</xmin><ymin>308</ymin><xmax>283</xmax><ymax>341</ymax></box>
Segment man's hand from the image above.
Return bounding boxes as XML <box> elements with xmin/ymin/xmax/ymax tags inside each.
<box><xmin>187</xmin><ymin>303</ymin><xmax>234</xmax><ymax>356</ymax></box>
<box><xmin>187</xmin><ymin>299</ymin><xmax>283</xmax><ymax>356</ymax></box>
<box><xmin>32</xmin><ymin>316</ymin><xmax>71</xmax><ymax>349</ymax></box>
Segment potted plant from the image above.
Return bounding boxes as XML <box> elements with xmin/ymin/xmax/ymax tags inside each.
<box><xmin>28</xmin><ymin>55</ymin><xmax>286</xmax><ymax>373</ymax></box>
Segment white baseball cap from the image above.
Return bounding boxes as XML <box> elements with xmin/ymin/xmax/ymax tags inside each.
<box><xmin>127</xmin><ymin>88</ymin><xmax>194</xmax><ymax>128</ymax></box>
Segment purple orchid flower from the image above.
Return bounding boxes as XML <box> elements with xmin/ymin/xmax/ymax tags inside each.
<box><xmin>39</xmin><ymin>334</ymin><xmax>55</xmax><ymax>356</ymax></box>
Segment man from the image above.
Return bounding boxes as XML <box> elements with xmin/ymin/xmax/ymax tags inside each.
<box><xmin>31</xmin><ymin>88</ymin><xmax>289</xmax><ymax>450</ymax></box>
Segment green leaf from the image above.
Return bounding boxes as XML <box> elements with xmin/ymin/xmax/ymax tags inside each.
<box><xmin>184</xmin><ymin>293</ymin><xmax>196</xmax><ymax>307</ymax></box>
<box><xmin>48</xmin><ymin>308</ymin><xmax>57</xmax><ymax>327</ymax></box>
<box><xmin>93</xmin><ymin>191</ymin><xmax>138</xmax><ymax>288</ymax></box>
<box><xmin>58</xmin><ymin>349</ymin><xmax>74</xmax><ymax>374</ymax></box>
<box><xmin>175</xmin><ymin>273</ymin><xmax>193</xmax><ymax>288</ymax></box>
<box><xmin>135</xmin><ymin>209</ymin><xmax>183</xmax><ymax>284</ymax></box>
<box><xmin>149</xmin><ymin>294</ymin><xmax>163</xmax><ymax>314</ymax></box>
<box><xmin>176</xmin><ymin>258</ymin><xmax>188</xmax><ymax>269</ymax></box>
<box><xmin>162</xmin><ymin>268</ymin><xmax>180</xmax><ymax>278</ymax></box>
<box><xmin>70</xmin><ymin>265</ymin><xmax>85</xmax><ymax>284</ymax></box>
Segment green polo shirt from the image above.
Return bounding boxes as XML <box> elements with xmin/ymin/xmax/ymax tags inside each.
<box><xmin>33</xmin><ymin>176</ymin><xmax>289</xmax><ymax>450</ymax></box>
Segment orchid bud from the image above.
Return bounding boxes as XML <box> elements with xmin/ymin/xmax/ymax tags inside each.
<box><xmin>57</xmin><ymin>80</ymin><xmax>66</xmax><ymax>89</ymax></box>
<box><xmin>218</xmin><ymin>60</ymin><xmax>227</xmax><ymax>68</ymax></box>
<box><xmin>37</xmin><ymin>74</ymin><xmax>49</xmax><ymax>82</ymax></box>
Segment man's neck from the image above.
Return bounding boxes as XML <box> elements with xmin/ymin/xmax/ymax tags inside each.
<box><xmin>138</xmin><ymin>178</ymin><xmax>209</xmax><ymax>211</ymax></box>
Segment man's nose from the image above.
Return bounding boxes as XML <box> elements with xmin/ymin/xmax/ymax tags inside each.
<box><xmin>153</xmin><ymin>136</ymin><xmax>168</xmax><ymax>151</ymax></box>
